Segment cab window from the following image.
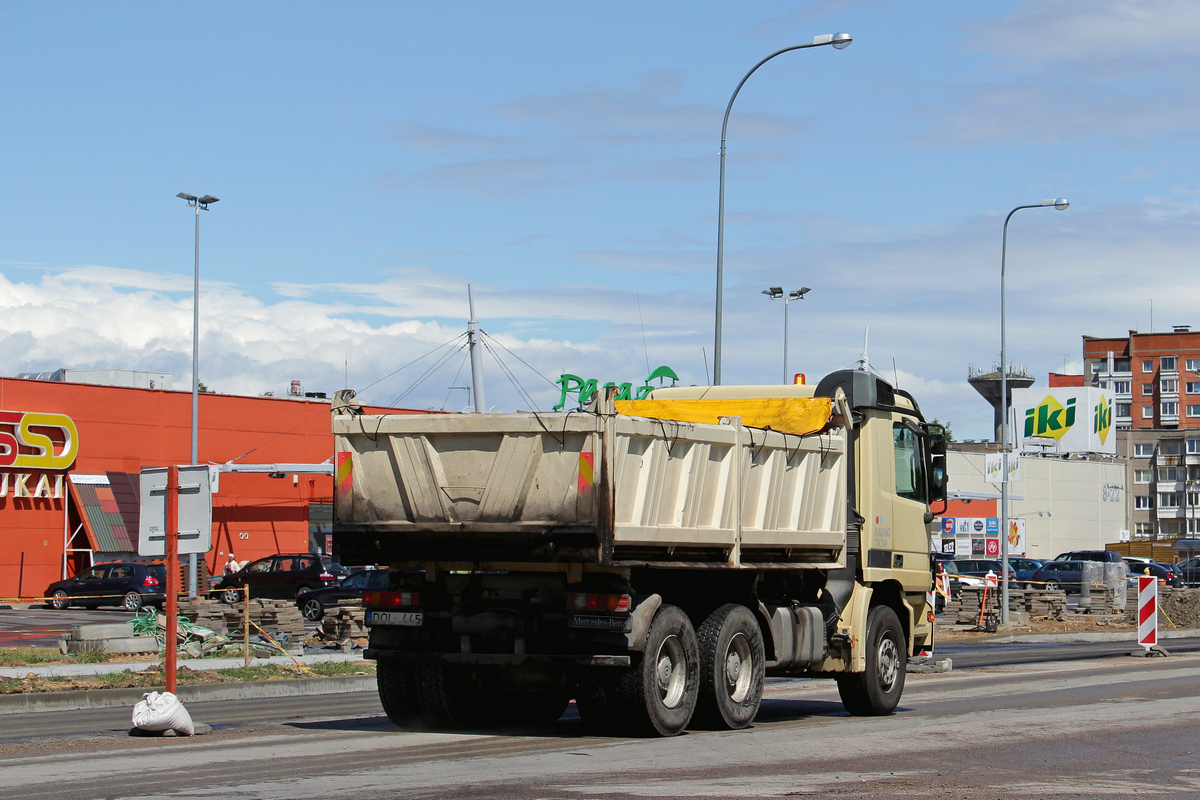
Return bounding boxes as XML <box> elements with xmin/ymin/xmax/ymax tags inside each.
<box><xmin>893</xmin><ymin>423</ymin><xmax>927</xmax><ymax>503</ymax></box>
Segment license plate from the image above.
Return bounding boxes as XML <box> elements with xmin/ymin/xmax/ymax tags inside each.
<box><xmin>366</xmin><ymin>610</ymin><xmax>424</xmax><ymax>627</ymax></box>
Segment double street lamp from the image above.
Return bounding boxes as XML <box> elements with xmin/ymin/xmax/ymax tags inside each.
<box><xmin>762</xmin><ymin>286</ymin><xmax>811</xmax><ymax>384</ymax></box>
<box><xmin>176</xmin><ymin>192</ymin><xmax>218</xmax><ymax>598</ymax></box>
<box><xmin>713</xmin><ymin>32</ymin><xmax>851</xmax><ymax>385</ymax></box>
<box><xmin>999</xmin><ymin>198</ymin><xmax>1068</xmax><ymax>624</ymax></box>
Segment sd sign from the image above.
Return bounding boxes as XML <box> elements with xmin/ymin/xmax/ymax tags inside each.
<box><xmin>0</xmin><ymin>411</ymin><xmax>79</xmax><ymax>470</ymax></box>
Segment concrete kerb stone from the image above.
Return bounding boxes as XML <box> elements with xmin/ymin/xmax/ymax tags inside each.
<box><xmin>940</xmin><ymin>627</ymin><xmax>1200</xmax><ymax>645</ymax></box>
<box><xmin>0</xmin><ymin>651</ymin><xmax>365</xmax><ymax>679</ymax></box>
<box><xmin>0</xmin><ymin>674</ymin><xmax>379</xmax><ymax>716</ymax></box>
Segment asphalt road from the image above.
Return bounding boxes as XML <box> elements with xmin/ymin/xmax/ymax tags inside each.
<box><xmin>3</xmin><ymin>647</ymin><xmax>1199</xmax><ymax>799</ymax></box>
<box><xmin>0</xmin><ymin>607</ymin><xmax>132</xmax><ymax>647</ymax></box>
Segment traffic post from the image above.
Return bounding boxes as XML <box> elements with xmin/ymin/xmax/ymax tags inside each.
<box><xmin>165</xmin><ymin>466</ymin><xmax>179</xmax><ymax>692</ymax></box>
<box><xmin>1137</xmin><ymin>575</ymin><xmax>1158</xmax><ymax>653</ymax></box>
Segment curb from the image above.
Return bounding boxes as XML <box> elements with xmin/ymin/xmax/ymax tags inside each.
<box><xmin>0</xmin><ymin>674</ymin><xmax>378</xmax><ymax>715</ymax></box>
<box><xmin>940</xmin><ymin>627</ymin><xmax>1200</xmax><ymax>645</ymax></box>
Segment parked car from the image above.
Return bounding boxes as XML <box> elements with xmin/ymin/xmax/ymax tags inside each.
<box><xmin>215</xmin><ymin>553</ymin><xmax>340</xmax><ymax>603</ymax></box>
<box><xmin>933</xmin><ymin>556</ymin><xmax>966</xmax><ymax>602</ymax></box>
<box><xmin>297</xmin><ymin>569</ymin><xmax>390</xmax><ymax>621</ymax></box>
<box><xmin>1008</xmin><ymin>557</ymin><xmax>1045</xmax><ymax>589</ymax></box>
<box><xmin>1052</xmin><ymin>550</ymin><xmax>1125</xmax><ymax>563</ymax></box>
<box><xmin>1177</xmin><ymin>556</ymin><xmax>1200</xmax><ymax>587</ymax></box>
<box><xmin>320</xmin><ymin>556</ymin><xmax>350</xmax><ymax>580</ymax></box>
<box><xmin>1029</xmin><ymin>560</ymin><xmax>1089</xmax><ymax>593</ymax></box>
<box><xmin>952</xmin><ymin>559</ymin><xmax>1017</xmax><ymax>584</ymax></box>
<box><xmin>44</xmin><ymin>562</ymin><xmax>166</xmax><ymax>611</ymax></box>
<box><xmin>1124</xmin><ymin>559</ymin><xmax>1182</xmax><ymax>588</ymax></box>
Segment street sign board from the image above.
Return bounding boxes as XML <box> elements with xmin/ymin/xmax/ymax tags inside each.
<box><xmin>138</xmin><ymin>465</ymin><xmax>213</xmax><ymax>556</ymax></box>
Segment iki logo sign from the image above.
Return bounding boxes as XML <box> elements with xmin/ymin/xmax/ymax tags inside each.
<box><xmin>1093</xmin><ymin>394</ymin><xmax>1112</xmax><ymax>445</ymax></box>
<box><xmin>1024</xmin><ymin>395</ymin><xmax>1076</xmax><ymax>441</ymax></box>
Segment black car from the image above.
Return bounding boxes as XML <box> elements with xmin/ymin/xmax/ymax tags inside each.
<box><xmin>297</xmin><ymin>569</ymin><xmax>390</xmax><ymax>621</ymax></box>
<box><xmin>44</xmin><ymin>562</ymin><xmax>166</xmax><ymax>612</ymax></box>
<box><xmin>1125</xmin><ymin>560</ymin><xmax>1182</xmax><ymax>588</ymax></box>
<box><xmin>215</xmin><ymin>553</ymin><xmax>340</xmax><ymax>603</ymax></box>
<box><xmin>953</xmin><ymin>559</ymin><xmax>1017</xmax><ymax>583</ymax></box>
<box><xmin>1052</xmin><ymin>550</ymin><xmax>1125</xmax><ymax>563</ymax></box>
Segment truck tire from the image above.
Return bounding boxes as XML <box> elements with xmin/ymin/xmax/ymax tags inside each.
<box><xmin>836</xmin><ymin>605</ymin><xmax>906</xmax><ymax>716</ymax></box>
<box><xmin>413</xmin><ymin>663</ymin><xmax>483</xmax><ymax>730</ymax></box>
<box><xmin>693</xmin><ymin>604</ymin><xmax>765</xmax><ymax>729</ymax></box>
<box><xmin>377</xmin><ymin>660</ymin><xmax>421</xmax><ymax>728</ymax></box>
<box><xmin>613</xmin><ymin>604</ymin><xmax>699</xmax><ymax>736</ymax></box>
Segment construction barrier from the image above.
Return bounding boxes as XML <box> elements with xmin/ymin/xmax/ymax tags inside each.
<box><xmin>1137</xmin><ymin>575</ymin><xmax>1158</xmax><ymax>652</ymax></box>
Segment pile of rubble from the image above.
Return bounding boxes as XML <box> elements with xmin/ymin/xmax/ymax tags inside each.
<box><xmin>1124</xmin><ymin>587</ymin><xmax>1200</xmax><ymax>628</ymax></box>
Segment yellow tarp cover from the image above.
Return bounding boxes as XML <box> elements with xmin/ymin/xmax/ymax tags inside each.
<box><xmin>615</xmin><ymin>397</ymin><xmax>833</xmax><ymax>437</ymax></box>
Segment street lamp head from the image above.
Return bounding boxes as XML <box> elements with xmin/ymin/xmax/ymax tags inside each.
<box><xmin>1041</xmin><ymin>198</ymin><xmax>1069</xmax><ymax>211</ymax></box>
<box><xmin>198</xmin><ymin>195</ymin><xmax>219</xmax><ymax>206</ymax></box>
<box><xmin>831</xmin><ymin>32</ymin><xmax>853</xmax><ymax>50</ymax></box>
<box><xmin>176</xmin><ymin>192</ymin><xmax>198</xmax><ymax>202</ymax></box>
<box><xmin>763</xmin><ymin>286</ymin><xmax>784</xmax><ymax>298</ymax></box>
<box><xmin>797</xmin><ymin>286</ymin><xmax>812</xmax><ymax>297</ymax></box>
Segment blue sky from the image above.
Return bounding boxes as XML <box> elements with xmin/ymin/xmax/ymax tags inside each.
<box><xmin>3</xmin><ymin>1</ymin><xmax>1199</xmax><ymax>439</ymax></box>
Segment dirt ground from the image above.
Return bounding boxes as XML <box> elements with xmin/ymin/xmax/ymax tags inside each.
<box><xmin>935</xmin><ymin>613</ymin><xmax>1135</xmax><ymax>640</ymax></box>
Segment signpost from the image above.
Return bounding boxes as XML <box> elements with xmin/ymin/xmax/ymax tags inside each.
<box><xmin>139</xmin><ymin>465</ymin><xmax>213</xmax><ymax>692</ymax></box>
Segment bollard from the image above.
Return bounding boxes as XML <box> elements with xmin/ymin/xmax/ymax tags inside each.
<box><xmin>1137</xmin><ymin>575</ymin><xmax>1157</xmax><ymax>653</ymax></box>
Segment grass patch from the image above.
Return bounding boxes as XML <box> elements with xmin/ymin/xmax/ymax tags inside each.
<box><xmin>0</xmin><ymin>647</ymin><xmax>62</xmax><ymax>666</ymax></box>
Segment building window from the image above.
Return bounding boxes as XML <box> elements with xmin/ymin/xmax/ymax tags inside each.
<box><xmin>1162</xmin><ymin>439</ymin><xmax>1184</xmax><ymax>455</ymax></box>
<box><xmin>1159</xmin><ymin>466</ymin><xmax>1183</xmax><ymax>482</ymax></box>
<box><xmin>1162</xmin><ymin>356</ymin><xmax>1178</xmax><ymax>371</ymax></box>
<box><xmin>1143</xmin><ymin>360</ymin><xmax>1155</xmax><ymax>373</ymax></box>
<box><xmin>1163</xmin><ymin>401</ymin><xmax>1179</xmax><ymax>416</ymax></box>
<box><xmin>1135</xmin><ymin>469</ymin><xmax>1153</xmax><ymax>484</ymax></box>
<box><xmin>1161</xmin><ymin>520</ymin><xmax>1185</xmax><ymax>537</ymax></box>
<box><xmin>1188</xmin><ymin>382</ymin><xmax>1200</xmax><ymax>394</ymax></box>
<box><xmin>1136</xmin><ymin>522</ymin><xmax>1154</xmax><ymax>537</ymax></box>
<box><xmin>1142</xmin><ymin>383</ymin><xmax>1155</xmax><ymax>395</ymax></box>
<box><xmin>1162</xmin><ymin>379</ymin><xmax>1179</xmax><ymax>393</ymax></box>
<box><xmin>1188</xmin><ymin>358</ymin><xmax>1200</xmax><ymax>372</ymax></box>
<box><xmin>1135</xmin><ymin>495</ymin><xmax>1153</xmax><ymax>510</ymax></box>
<box><xmin>1142</xmin><ymin>406</ymin><xmax>1155</xmax><ymax>419</ymax></box>
<box><xmin>1188</xmin><ymin>438</ymin><xmax>1200</xmax><ymax>455</ymax></box>
<box><xmin>1114</xmin><ymin>380</ymin><xmax>1132</xmax><ymax>394</ymax></box>
<box><xmin>1115</xmin><ymin>358</ymin><xmax>1131</xmax><ymax>372</ymax></box>
<box><xmin>1134</xmin><ymin>443</ymin><xmax>1154</xmax><ymax>457</ymax></box>
<box><xmin>1189</xmin><ymin>405</ymin><xmax>1200</xmax><ymax>418</ymax></box>
<box><xmin>1159</xmin><ymin>492</ymin><xmax>1181</xmax><ymax>509</ymax></box>
<box><xmin>1117</xmin><ymin>403</ymin><xmax>1132</xmax><ymax>417</ymax></box>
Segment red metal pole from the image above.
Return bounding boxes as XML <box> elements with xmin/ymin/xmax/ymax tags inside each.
<box><xmin>165</xmin><ymin>466</ymin><xmax>179</xmax><ymax>694</ymax></box>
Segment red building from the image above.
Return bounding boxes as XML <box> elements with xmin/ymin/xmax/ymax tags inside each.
<box><xmin>0</xmin><ymin>376</ymin><xmax>428</xmax><ymax>600</ymax></box>
<box><xmin>1083</xmin><ymin>326</ymin><xmax>1200</xmax><ymax>430</ymax></box>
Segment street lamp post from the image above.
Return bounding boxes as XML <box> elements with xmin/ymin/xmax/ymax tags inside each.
<box><xmin>762</xmin><ymin>286</ymin><xmax>811</xmax><ymax>383</ymax></box>
<box><xmin>176</xmin><ymin>192</ymin><xmax>218</xmax><ymax>597</ymax></box>
<box><xmin>713</xmin><ymin>33</ymin><xmax>851</xmax><ymax>385</ymax></box>
<box><xmin>1000</xmin><ymin>198</ymin><xmax>1068</xmax><ymax>624</ymax></box>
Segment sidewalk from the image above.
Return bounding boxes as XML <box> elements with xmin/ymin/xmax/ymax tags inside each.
<box><xmin>0</xmin><ymin>650</ymin><xmax>365</xmax><ymax>679</ymax></box>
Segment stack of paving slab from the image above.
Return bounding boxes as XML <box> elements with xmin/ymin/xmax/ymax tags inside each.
<box><xmin>59</xmin><ymin>622</ymin><xmax>159</xmax><ymax>655</ymax></box>
<box><xmin>953</xmin><ymin>586</ymin><xmax>1032</xmax><ymax>626</ymax></box>
<box><xmin>1078</xmin><ymin>584</ymin><xmax>1126</xmax><ymax>615</ymax></box>
<box><xmin>177</xmin><ymin>597</ymin><xmax>228</xmax><ymax>634</ymax></box>
<box><xmin>224</xmin><ymin>598</ymin><xmax>306</xmax><ymax>643</ymax></box>
<box><xmin>321</xmin><ymin>599</ymin><xmax>367</xmax><ymax>640</ymax></box>
<box><xmin>1027</xmin><ymin>588</ymin><xmax>1067</xmax><ymax>620</ymax></box>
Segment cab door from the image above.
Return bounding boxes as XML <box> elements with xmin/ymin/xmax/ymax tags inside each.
<box><xmin>889</xmin><ymin>420</ymin><xmax>935</xmax><ymax>594</ymax></box>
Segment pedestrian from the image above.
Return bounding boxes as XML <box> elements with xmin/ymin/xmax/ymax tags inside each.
<box><xmin>224</xmin><ymin>553</ymin><xmax>241</xmax><ymax>575</ymax></box>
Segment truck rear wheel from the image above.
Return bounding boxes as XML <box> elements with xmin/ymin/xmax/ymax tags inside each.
<box><xmin>836</xmin><ymin>605</ymin><xmax>906</xmax><ymax>716</ymax></box>
<box><xmin>377</xmin><ymin>660</ymin><xmax>420</xmax><ymax>728</ymax></box>
<box><xmin>614</xmin><ymin>604</ymin><xmax>699</xmax><ymax>736</ymax></box>
<box><xmin>694</xmin><ymin>604</ymin><xmax>765</xmax><ymax>729</ymax></box>
<box><xmin>413</xmin><ymin>663</ymin><xmax>484</xmax><ymax>730</ymax></box>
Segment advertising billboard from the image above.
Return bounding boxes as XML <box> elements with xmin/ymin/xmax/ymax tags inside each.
<box><xmin>1010</xmin><ymin>387</ymin><xmax>1115</xmax><ymax>455</ymax></box>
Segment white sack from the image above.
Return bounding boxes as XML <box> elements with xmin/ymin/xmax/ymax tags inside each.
<box><xmin>132</xmin><ymin>691</ymin><xmax>195</xmax><ymax>736</ymax></box>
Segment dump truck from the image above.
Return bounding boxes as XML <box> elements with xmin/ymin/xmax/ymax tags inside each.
<box><xmin>331</xmin><ymin>368</ymin><xmax>946</xmax><ymax>736</ymax></box>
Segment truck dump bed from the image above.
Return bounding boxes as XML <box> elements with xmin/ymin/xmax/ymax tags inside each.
<box><xmin>333</xmin><ymin>402</ymin><xmax>847</xmax><ymax>569</ymax></box>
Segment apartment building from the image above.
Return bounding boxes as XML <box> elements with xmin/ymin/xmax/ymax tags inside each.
<box><xmin>1084</xmin><ymin>326</ymin><xmax>1200</xmax><ymax>539</ymax></box>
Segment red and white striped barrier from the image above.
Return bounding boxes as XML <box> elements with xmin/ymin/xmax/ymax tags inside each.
<box><xmin>1137</xmin><ymin>575</ymin><xmax>1158</xmax><ymax>652</ymax></box>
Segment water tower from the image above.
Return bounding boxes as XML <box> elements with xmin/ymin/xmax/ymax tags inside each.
<box><xmin>968</xmin><ymin>363</ymin><xmax>1034</xmax><ymax>443</ymax></box>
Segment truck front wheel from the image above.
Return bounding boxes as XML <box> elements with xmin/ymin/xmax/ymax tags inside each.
<box><xmin>614</xmin><ymin>604</ymin><xmax>699</xmax><ymax>736</ymax></box>
<box><xmin>694</xmin><ymin>604</ymin><xmax>764</xmax><ymax>729</ymax></box>
<box><xmin>836</xmin><ymin>605</ymin><xmax>906</xmax><ymax>716</ymax></box>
